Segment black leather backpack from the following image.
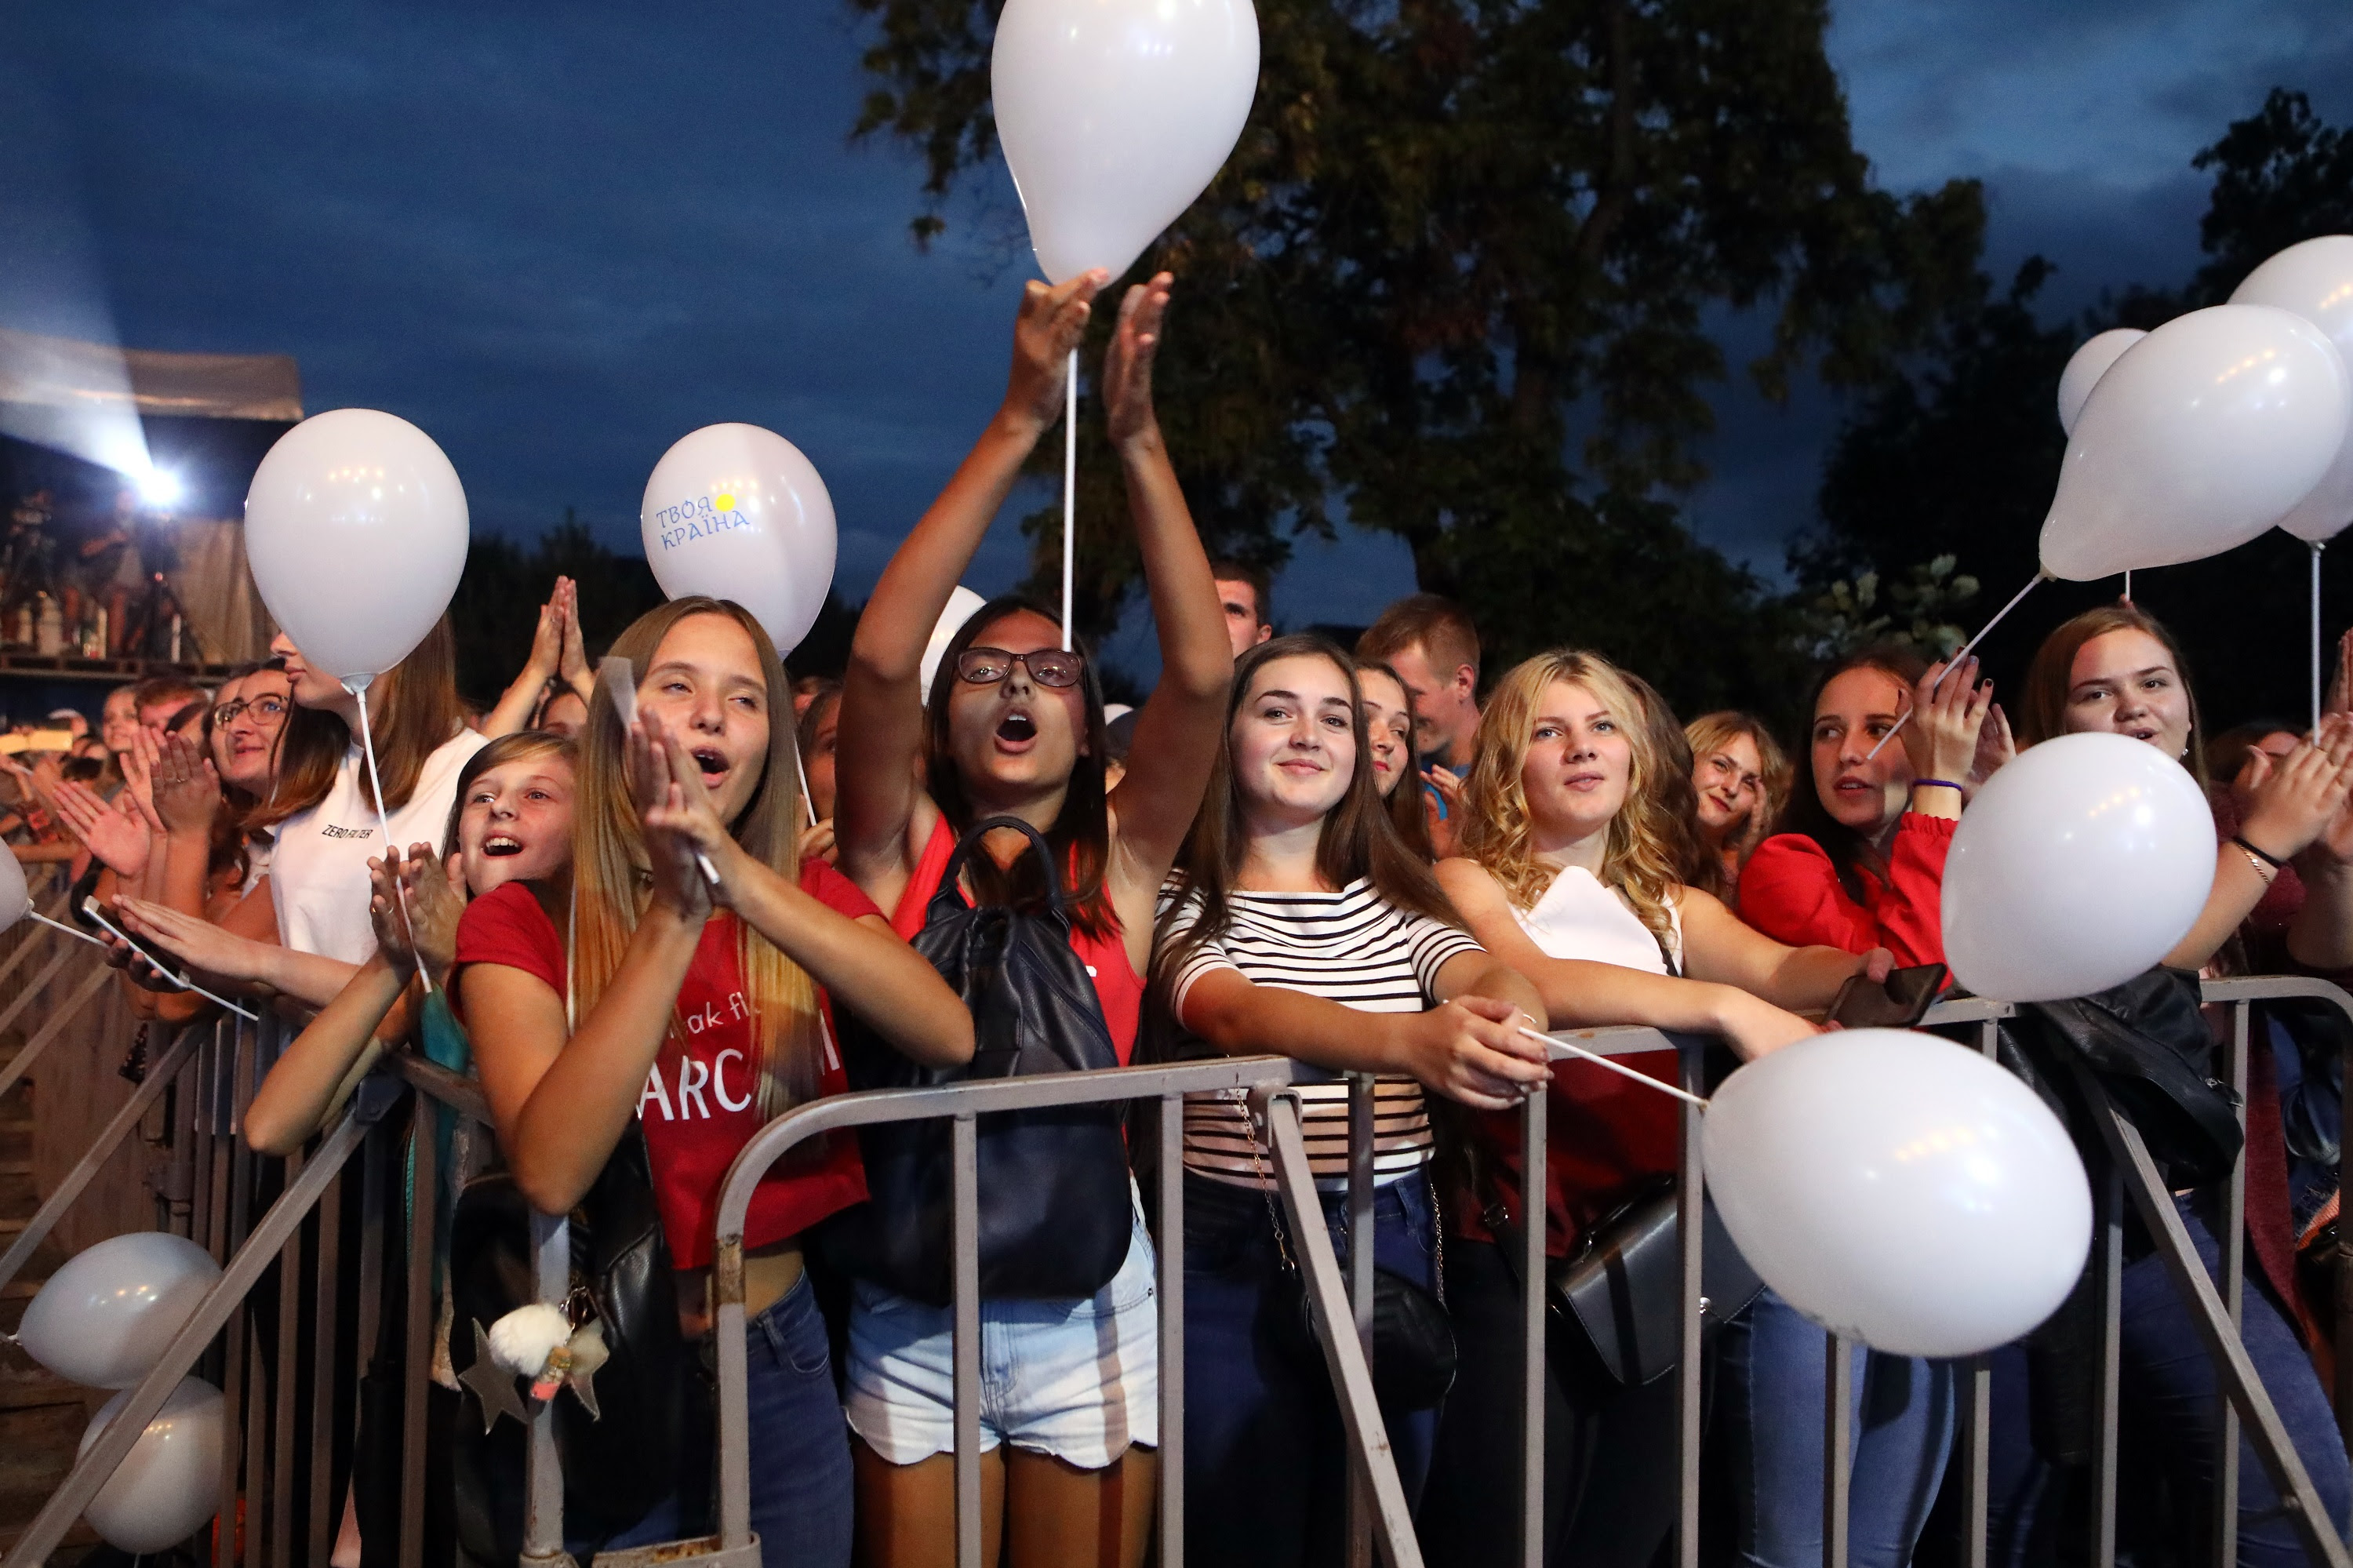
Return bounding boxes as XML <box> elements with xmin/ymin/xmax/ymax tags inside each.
<box><xmin>829</xmin><ymin>816</ymin><xmax>1133</xmax><ymax>1305</ymax></box>
<box><xmin>447</xmin><ymin>1124</ymin><xmax>697</xmax><ymax>1560</ymax></box>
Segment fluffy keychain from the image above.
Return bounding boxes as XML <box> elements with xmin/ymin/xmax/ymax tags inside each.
<box><xmin>461</xmin><ymin>1302</ymin><xmax>611</xmax><ymax>1429</ymax></box>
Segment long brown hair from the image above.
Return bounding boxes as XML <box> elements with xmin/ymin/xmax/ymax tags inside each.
<box><xmin>1357</xmin><ymin>658</ymin><xmax>1434</xmax><ymax>860</ymax></box>
<box><xmin>572</xmin><ymin>598</ymin><xmax>820</xmax><ymax>1119</ymax></box>
<box><xmin>263</xmin><ymin>617</ymin><xmax>466</xmax><ymax>826</ymax></box>
<box><xmin>924</xmin><ymin>594</ymin><xmax>1114</xmax><ymax>936</ymax></box>
<box><xmin>1775</xmin><ymin>644</ymin><xmax>1926</xmax><ymax>904</ymax></box>
<box><xmin>1457</xmin><ymin>651</ymin><xmax>1689</xmax><ymax>951</ymax></box>
<box><xmin>1154</xmin><ymin>636</ymin><xmax>1463</xmax><ymax>1001</ymax></box>
<box><xmin>2017</xmin><ymin>602</ymin><xmax>2209</xmax><ymax>789</ymax></box>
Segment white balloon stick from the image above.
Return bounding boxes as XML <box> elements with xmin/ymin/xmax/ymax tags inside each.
<box><xmin>2313</xmin><ymin>541</ymin><xmax>2326</xmax><ymax>737</ymax></box>
<box><xmin>1864</xmin><ymin>572</ymin><xmax>2047</xmax><ymax>762</ymax></box>
<box><xmin>1518</xmin><ymin>1025</ymin><xmax>1709</xmax><ymax>1109</ymax></box>
<box><xmin>602</xmin><ymin>657</ymin><xmax>725</xmax><ymax>887</ymax></box>
<box><xmin>347</xmin><ymin>678</ymin><xmax>431</xmax><ymax>997</ymax></box>
<box><xmin>27</xmin><ymin>909</ymin><xmax>104</xmax><ymax>948</ymax></box>
<box><xmin>1062</xmin><ymin>347</ymin><xmax>1078</xmax><ymax>652</ymax></box>
<box><xmin>71</xmin><ymin>906</ymin><xmax>260</xmax><ymax>1023</ymax></box>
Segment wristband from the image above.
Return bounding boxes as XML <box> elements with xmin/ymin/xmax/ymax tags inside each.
<box><xmin>1909</xmin><ymin>779</ymin><xmax>1963</xmax><ymax>794</ymax></box>
<box><xmin>2232</xmin><ymin>834</ymin><xmax>2286</xmax><ymax>870</ymax></box>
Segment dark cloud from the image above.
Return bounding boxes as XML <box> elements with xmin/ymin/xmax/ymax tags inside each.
<box><xmin>3</xmin><ymin>0</ymin><xmax>2341</xmax><ymax>666</ymax></box>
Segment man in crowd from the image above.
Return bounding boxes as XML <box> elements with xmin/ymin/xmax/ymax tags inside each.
<box><xmin>1358</xmin><ymin>593</ymin><xmax>1482</xmax><ymax>772</ymax></box>
<box><xmin>1209</xmin><ymin>558</ymin><xmax>1274</xmax><ymax>658</ymax></box>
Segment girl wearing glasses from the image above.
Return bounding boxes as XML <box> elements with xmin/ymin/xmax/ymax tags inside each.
<box><xmin>832</xmin><ymin>271</ymin><xmax>1232</xmax><ymax>1566</ymax></box>
<box><xmin>1682</xmin><ymin>711</ymin><xmax>1788</xmax><ymax>903</ymax></box>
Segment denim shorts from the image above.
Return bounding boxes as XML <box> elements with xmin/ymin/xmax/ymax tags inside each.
<box><xmin>843</xmin><ymin>1195</ymin><xmax>1158</xmax><ymax>1469</ymax></box>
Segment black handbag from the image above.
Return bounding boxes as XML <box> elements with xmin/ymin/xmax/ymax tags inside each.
<box><xmin>1545</xmin><ymin>1178</ymin><xmax>1762</xmax><ymax>1386</ymax></box>
<box><xmin>446</xmin><ymin>1122</ymin><xmax>695</xmax><ymax>1559</ymax></box>
<box><xmin>2013</xmin><ymin>966</ymin><xmax>2242</xmax><ymax>1187</ymax></box>
<box><xmin>828</xmin><ymin>816</ymin><xmax>1133</xmax><ymax>1305</ymax></box>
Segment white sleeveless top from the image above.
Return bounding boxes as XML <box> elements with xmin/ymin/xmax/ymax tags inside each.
<box><xmin>1514</xmin><ymin>864</ymin><xmax>1682</xmax><ymax>974</ymax></box>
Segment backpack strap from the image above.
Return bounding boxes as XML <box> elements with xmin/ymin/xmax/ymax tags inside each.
<box><xmin>926</xmin><ymin>814</ymin><xmax>1066</xmax><ymax>925</ymax></box>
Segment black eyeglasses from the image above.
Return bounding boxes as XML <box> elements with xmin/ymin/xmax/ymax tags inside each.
<box><xmin>955</xmin><ymin>647</ymin><xmax>1086</xmax><ymax>689</ymax></box>
<box><xmin>214</xmin><ymin>696</ymin><xmax>289</xmax><ymax>727</ymax></box>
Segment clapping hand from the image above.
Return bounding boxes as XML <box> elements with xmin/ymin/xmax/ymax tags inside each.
<box><xmin>1103</xmin><ymin>272</ymin><xmax>1174</xmax><ymax>452</ymax></box>
<box><xmin>627</xmin><ymin>715</ymin><xmax>718</xmax><ymax>919</ymax></box>
<box><xmin>52</xmin><ymin>781</ymin><xmax>151</xmax><ymax>878</ymax></box>
<box><xmin>369</xmin><ymin>842</ymin><xmax>467</xmax><ymax>983</ymax></box>
<box><xmin>151</xmin><ymin>732</ymin><xmax>222</xmax><ymax>839</ymax></box>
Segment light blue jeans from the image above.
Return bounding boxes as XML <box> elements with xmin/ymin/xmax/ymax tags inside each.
<box><xmin>1716</xmin><ymin>1287</ymin><xmax>1958</xmax><ymax>1568</ymax></box>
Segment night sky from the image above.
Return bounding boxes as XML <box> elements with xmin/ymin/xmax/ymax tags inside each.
<box><xmin>5</xmin><ymin>0</ymin><xmax>2351</xmax><ymax>674</ymax></box>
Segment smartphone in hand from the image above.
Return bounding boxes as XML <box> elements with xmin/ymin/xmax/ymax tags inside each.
<box><xmin>1827</xmin><ymin>963</ymin><xmax>1950</xmax><ymax>1029</ymax></box>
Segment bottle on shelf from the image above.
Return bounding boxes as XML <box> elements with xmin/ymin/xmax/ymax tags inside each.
<box><xmin>35</xmin><ymin>594</ymin><xmax>63</xmax><ymax>657</ymax></box>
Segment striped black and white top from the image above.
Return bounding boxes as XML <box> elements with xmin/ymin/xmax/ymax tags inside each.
<box><xmin>1160</xmin><ymin>877</ymin><xmax>1485</xmax><ymax>1191</ymax></box>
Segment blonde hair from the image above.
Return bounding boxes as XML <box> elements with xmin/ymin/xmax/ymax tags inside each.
<box><xmin>1457</xmin><ymin>650</ymin><xmax>1686</xmax><ymax>950</ymax></box>
<box><xmin>571</xmin><ymin>599</ymin><xmax>820</xmax><ymax>1120</ymax></box>
<box><xmin>1684</xmin><ymin>711</ymin><xmax>1791</xmax><ymax>828</ymax></box>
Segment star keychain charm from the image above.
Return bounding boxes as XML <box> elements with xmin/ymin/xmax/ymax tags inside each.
<box><xmin>459</xmin><ymin>1319</ymin><xmax>531</xmax><ymax>1432</ymax></box>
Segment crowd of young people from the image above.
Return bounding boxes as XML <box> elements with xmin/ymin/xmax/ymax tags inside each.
<box><xmin>16</xmin><ymin>267</ymin><xmax>2353</xmax><ymax>1568</ymax></box>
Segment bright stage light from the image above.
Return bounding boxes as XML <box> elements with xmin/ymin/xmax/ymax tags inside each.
<box><xmin>133</xmin><ymin>467</ymin><xmax>184</xmax><ymax>508</ymax></box>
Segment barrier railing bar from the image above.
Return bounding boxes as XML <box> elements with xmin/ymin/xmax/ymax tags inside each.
<box><xmin>1674</xmin><ymin>1035</ymin><xmax>1704</xmax><ymax>1568</ymax></box>
<box><xmin>1518</xmin><ymin>1068</ymin><xmax>1546</xmax><ymax>1568</ymax></box>
<box><xmin>1346</xmin><ymin>1071</ymin><xmax>1377</xmax><ymax>1568</ymax></box>
<box><xmin>2215</xmin><ymin>999</ymin><xmax>2249</xmax><ymax>1568</ymax></box>
<box><xmin>1158</xmin><ymin>1090</ymin><xmax>1186</xmax><ymax>1568</ymax></box>
<box><xmin>1958</xmin><ymin>1014</ymin><xmax>2001</xmax><ymax>1568</ymax></box>
<box><xmin>1824</xmin><ymin>1333</ymin><xmax>1853</xmax><ymax>1568</ymax></box>
<box><xmin>225</xmin><ymin>1026</ymin><xmax>260</xmax><ymax>1568</ymax></box>
<box><xmin>2091</xmin><ymin>1159</ymin><xmax>2122</xmax><ymax>1568</ymax></box>
<box><xmin>1256</xmin><ymin>1088</ymin><xmax>1424</xmax><ymax>1568</ymax></box>
<box><xmin>952</xmin><ymin>1111</ymin><xmax>983</xmax><ymax>1568</ymax></box>
<box><xmin>399</xmin><ymin>1098</ymin><xmax>435</xmax><ymax>1568</ymax></box>
<box><xmin>2067</xmin><ymin>1053</ymin><xmax>2353</xmax><ymax>1568</ymax></box>
<box><xmin>521</xmin><ymin>1209</ymin><xmax>573</xmax><ymax>1566</ymax></box>
<box><xmin>0</xmin><ymin>959</ymin><xmax>112</xmax><ymax>1104</ymax></box>
<box><xmin>270</xmin><ymin>1146</ymin><xmax>304</xmax><ymax>1568</ymax></box>
<box><xmin>310</xmin><ymin>1166</ymin><xmax>344</xmax><ymax>1568</ymax></box>
<box><xmin>0</xmin><ymin>1085</ymin><xmax>387</xmax><ymax>1568</ymax></box>
<box><xmin>380</xmin><ymin>1050</ymin><xmax>492</xmax><ymax>1126</ymax></box>
<box><xmin>0</xmin><ymin>1025</ymin><xmax>197</xmax><ymax>1293</ymax></box>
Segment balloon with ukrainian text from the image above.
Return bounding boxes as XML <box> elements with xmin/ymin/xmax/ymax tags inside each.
<box><xmin>991</xmin><ymin>0</ymin><xmax>1260</xmax><ymax>283</ymax></box>
<box><xmin>2230</xmin><ymin>235</ymin><xmax>2353</xmax><ymax>542</ymax></box>
<box><xmin>1942</xmin><ymin>731</ymin><xmax>2215</xmax><ymax>1002</ymax></box>
<box><xmin>2055</xmin><ymin>328</ymin><xmax>2144</xmax><ymax>436</ymax></box>
<box><xmin>2038</xmin><ymin>304</ymin><xmax>2350</xmax><ymax>580</ymax></box>
<box><xmin>78</xmin><ymin>1377</ymin><xmax>224</xmax><ymax>1553</ymax></box>
<box><xmin>1704</xmin><ymin>1029</ymin><xmax>2090</xmax><ymax>1358</ymax></box>
<box><xmin>640</xmin><ymin>424</ymin><xmax>838</xmax><ymax>658</ymax></box>
<box><xmin>16</xmin><ymin>1231</ymin><xmax>220</xmax><ymax>1388</ymax></box>
<box><xmin>244</xmin><ymin>409</ymin><xmax>470</xmax><ymax>683</ymax></box>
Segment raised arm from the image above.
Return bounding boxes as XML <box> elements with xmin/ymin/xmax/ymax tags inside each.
<box><xmin>836</xmin><ymin>272</ymin><xmax>1104</xmax><ymax>908</ymax></box>
<box><xmin>641</xmin><ymin>722</ymin><xmax>973</xmax><ymax>1068</ymax></box>
<box><xmin>1100</xmin><ymin>275</ymin><xmax>1234</xmax><ymax>899</ymax></box>
<box><xmin>482</xmin><ymin>580</ymin><xmax>571</xmax><ymax>740</ymax></box>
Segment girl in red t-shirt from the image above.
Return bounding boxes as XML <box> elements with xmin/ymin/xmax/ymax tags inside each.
<box><xmin>457</xmin><ymin>600</ymin><xmax>973</xmax><ymax>1568</ymax></box>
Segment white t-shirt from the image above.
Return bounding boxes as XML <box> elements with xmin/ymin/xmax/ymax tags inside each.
<box><xmin>271</xmin><ymin>729</ymin><xmax>488</xmax><ymax>963</ymax></box>
<box><xmin>1513</xmin><ymin>864</ymin><xmax>1683</xmax><ymax>973</ymax></box>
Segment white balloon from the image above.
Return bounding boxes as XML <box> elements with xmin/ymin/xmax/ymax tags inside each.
<box><xmin>1704</xmin><ymin>1030</ymin><xmax>2091</xmax><ymax>1357</ymax></box>
<box><xmin>2231</xmin><ymin>235</ymin><xmax>2353</xmax><ymax>542</ymax></box>
<box><xmin>78</xmin><ymin>1377</ymin><xmax>224</xmax><ymax>1554</ymax></box>
<box><xmin>1943</xmin><ymin>733</ymin><xmax>2215</xmax><ymax>1003</ymax></box>
<box><xmin>640</xmin><ymin>424</ymin><xmax>838</xmax><ymax>657</ymax></box>
<box><xmin>0</xmin><ymin>842</ymin><xmax>30</xmax><ymax>930</ymax></box>
<box><xmin>920</xmin><ymin>585</ymin><xmax>989</xmax><ymax>702</ymax></box>
<box><xmin>992</xmin><ymin>0</ymin><xmax>1260</xmax><ymax>283</ymax></box>
<box><xmin>2038</xmin><ymin>304</ymin><xmax>2351</xmax><ymax>580</ymax></box>
<box><xmin>18</xmin><ymin>1231</ymin><xmax>220</xmax><ymax>1388</ymax></box>
<box><xmin>2055</xmin><ymin>329</ymin><xmax>2145</xmax><ymax>435</ymax></box>
<box><xmin>244</xmin><ymin>409</ymin><xmax>470</xmax><ymax>683</ymax></box>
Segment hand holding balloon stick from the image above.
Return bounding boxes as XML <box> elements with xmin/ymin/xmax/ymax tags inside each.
<box><xmin>601</xmin><ymin>658</ymin><xmax>724</xmax><ymax>890</ymax></box>
<box><xmin>1863</xmin><ymin>575</ymin><xmax>2043</xmax><ymax>762</ymax></box>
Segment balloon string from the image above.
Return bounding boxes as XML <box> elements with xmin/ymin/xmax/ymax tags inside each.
<box><xmin>2122</xmin><ymin>569</ymin><xmax>2132</xmax><ymax>603</ymax></box>
<box><xmin>1865</xmin><ymin>573</ymin><xmax>2048</xmax><ymax>762</ymax></box>
<box><xmin>351</xmin><ymin>682</ymin><xmax>432</xmax><ymax>997</ymax></box>
<box><xmin>1518</xmin><ymin>1026</ymin><xmax>1711</xmax><ymax>1109</ymax></box>
<box><xmin>1061</xmin><ymin>347</ymin><xmax>1077</xmax><ymax>653</ymax></box>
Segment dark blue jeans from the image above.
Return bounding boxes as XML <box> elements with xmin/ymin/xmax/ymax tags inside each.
<box><xmin>1986</xmin><ymin>1195</ymin><xmax>2350</xmax><ymax>1568</ymax></box>
<box><xmin>583</xmin><ymin>1273</ymin><xmax>853</xmax><ymax>1568</ymax></box>
<box><xmin>1716</xmin><ymin>1287</ymin><xmax>1956</xmax><ymax>1568</ymax></box>
<box><xmin>1182</xmin><ymin>1170</ymin><xmax>1442</xmax><ymax>1568</ymax></box>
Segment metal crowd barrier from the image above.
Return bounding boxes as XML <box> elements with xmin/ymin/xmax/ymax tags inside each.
<box><xmin>9</xmin><ymin>973</ymin><xmax>2353</xmax><ymax>1568</ymax></box>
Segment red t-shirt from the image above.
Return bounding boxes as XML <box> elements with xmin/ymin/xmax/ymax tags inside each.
<box><xmin>453</xmin><ymin>868</ymin><xmax>878</xmax><ymax>1269</ymax></box>
<box><xmin>1738</xmin><ymin>813</ymin><xmax>1956</xmax><ymax>966</ymax></box>
<box><xmin>891</xmin><ymin>813</ymin><xmax>1144</xmax><ymax>1064</ymax></box>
